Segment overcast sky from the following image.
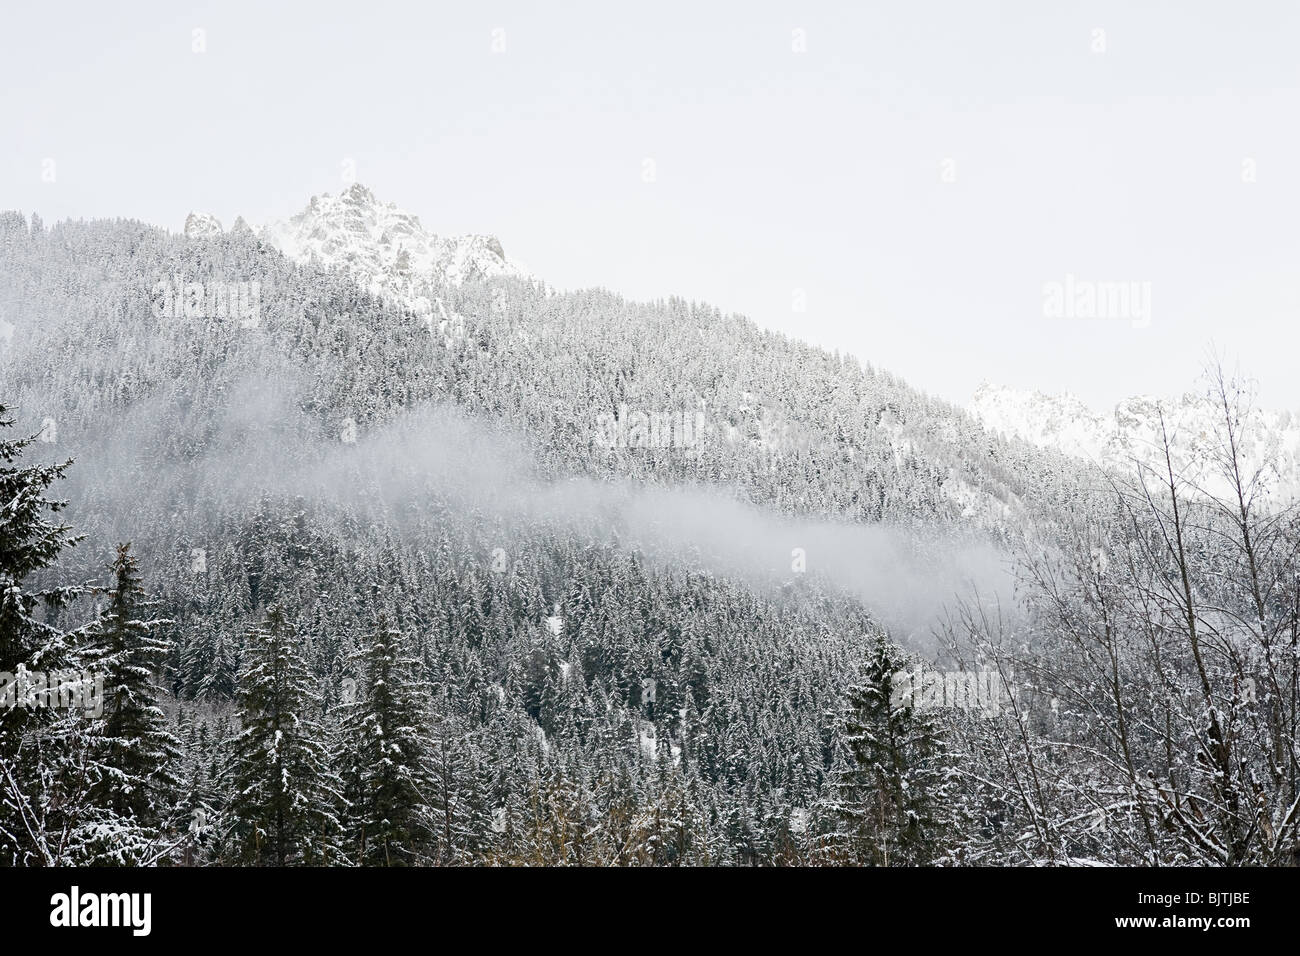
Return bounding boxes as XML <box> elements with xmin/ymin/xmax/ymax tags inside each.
<box><xmin>5</xmin><ymin>0</ymin><xmax>1299</xmax><ymax>410</ymax></box>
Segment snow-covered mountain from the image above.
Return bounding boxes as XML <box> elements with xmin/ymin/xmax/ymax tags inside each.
<box><xmin>175</xmin><ymin>184</ymin><xmax>1300</xmax><ymax>508</ymax></box>
<box><xmin>971</xmin><ymin>383</ymin><xmax>1300</xmax><ymax>500</ymax></box>
<box><xmin>185</xmin><ymin>183</ymin><xmax>529</xmax><ymax>310</ymax></box>
<box><xmin>183</xmin><ymin>211</ymin><xmax>224</xmax><ymax>239</ymax></box>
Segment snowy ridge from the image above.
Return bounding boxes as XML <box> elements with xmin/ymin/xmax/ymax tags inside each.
<box><xmin>185</xmin><ymin>183</ymin><xmax>530</xmax><ymax>311</ymax></box>
<box><xmin>262</xmin><ymin>184</ymin><xmax>529</xmax><ymax>305</ymax></box>
<box><xmin>970</xmin><ymin>383</ymin><xmax>1300</xmax><ymax>501</ymax></box>
<box><xmin>183</xmin><ymin>212</ymin><xmax>224</xmax><ymax>238</ymax></box>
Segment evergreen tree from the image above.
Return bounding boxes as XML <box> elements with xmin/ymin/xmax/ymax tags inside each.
<box><xmin>220</xmin><ymin>605</ymin><xmax>345</xmax><ymax>865</ymax></box>
<box><xmin>428</xmin><ymin>711</ymin><xmax>480</xmax><ymax>864</ymax></box>
<box><xmin>337</xmin><ymin>617</ymin><xmax>436</xmax><ymax>865</ymax></box>
<box><xmin>0</xmin><ymin>403</ymin><xmax>82</xmax><ymax>680</ymax></box>
<box><xmin>198</xmin><ymin>626</ymin><xmax>239</xmax><ymax>702</ymax></box>
<box><xmin>818</xmin><ymin>638</ymin><xmax>958</xmax><ymax>865</ymax></box>
<box><xmin>84</xmin><ymin>543</ymin><xmax>182</xmax><ymax>827</ymax></box>
<box><xmin>175</xmin><ymin>708</ymin><xmax>223</xmax><ymax>865</ymax></box>
<box><xmin>0</xmin><ymin>404</ymin><xmax>90</xmax><ymax>864</ymax></box>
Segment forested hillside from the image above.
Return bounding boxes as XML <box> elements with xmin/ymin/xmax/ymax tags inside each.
<box><xmin>2</xmin><ymin>209</ymin><xmax>1296</xmax><ymax>867</ymax></box>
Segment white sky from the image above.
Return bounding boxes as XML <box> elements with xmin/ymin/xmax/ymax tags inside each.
<box><xmin>4</xmin><ymin>0</ymin><xmax>1299</xmax><ymax>410</ymax></box>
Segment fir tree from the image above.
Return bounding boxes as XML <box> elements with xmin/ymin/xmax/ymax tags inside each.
<box><xmin>175</xmin><ymin>707</ymin><xmax>223</xmax><ymax>865</ymax></box>
<box><xmin>198</xmin><ymin>626</ymin><xmax>240</xmax><ymax>702</ymax></box>
<box><xmin>818</xmin><ymin>638</ymin><xmax>959</xmax><ymax>865</ymax></box>
<box><xmin>0</xmin><ymin>404</ymin><xmax>90</xmax><ymax>864</ymax></box>
<box><xmin>83</xmin><ymin>543</ymin><xmax>182</xmax><ymax>827</ymax></box>
<box><xmin>337</xmin><ymin>617</ymin><xmax>436</xmax><ymax>865</ymax></box>
<box><xmin>220</xmin><ymin>605</ymin><xmax>345</xmax><ymax>865</ymax></box>
<box><xmin>0</xmin><ymin>403</ymin><xmax>83</xmax><ymax>680</ymax></box>
<box><xmin>428</xmin><ymin>711</ymin><xmax>480</xmax><ymax>864</ymax></box>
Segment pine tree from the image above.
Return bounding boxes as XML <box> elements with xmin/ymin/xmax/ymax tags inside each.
<box><xmin>817</xmin><ymin>637</ymin><xmax>959</xmax><ymax>865</ymax></box>
<box><xmin>175</xmin><ymin>707</ymin><xmax>223</xmax><ymax>865</ymax></box>
<box><xmin>83</xmin><ymin>543</ymin><xmax>182</xmax><ymax>827</ymax></box>
<box><xmin>428</xmin><ymin>711</ymin><xmax>480</xmax><ymax>864</ymax></box>
<box><xmin>0</xmin><ymin>404</ymin><xmax>90</xmax><ymax>864</ymax></box>
<box><xmin>337</xmin><ymin>617</ymin><xmax>436</xmax><ymax>865</ymax></box>
<box><xmin>0</xmin><ymin>403</ymin><xmax>83</xmax><ymax>680</ymax></box>
<box><xmin>198</xmin><ymin>625</ymin><xmax>239</xmax><ymax>702</ymax></box>
<box><xmin>220</xmin><ymin>605</ymin><xmax>345</xmax><ymax>865</ymax></box>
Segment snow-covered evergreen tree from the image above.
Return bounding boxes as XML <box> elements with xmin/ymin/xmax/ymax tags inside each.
<box><xmin>83</xmin><ymin>543</ymin><xmax>182</xmax><ymax>827</ymax></box>
<box><xmin>0</xmin><ymin>404</ymin><xmax>92</xmax><ymax>864</ymax></box>
<box><xmin>817</xmin><ymin>638</ymin><xmax>959</xmax><ymax>865</ymax></box>
<box><xmin>337</xmin><ymin>617</ymin><xmax>436</xmax><ymax>865</ymax></box>
<box><xmin>220</xmin><ymin>604</ymin><xmax>345</xmax><ymax>865</ymax></box>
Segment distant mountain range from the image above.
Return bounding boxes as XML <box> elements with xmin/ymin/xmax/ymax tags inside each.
<box><xmin>969</xmin><ymin>382</ymin><xmax>1300</xmax><ymax>501</ymax></box>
